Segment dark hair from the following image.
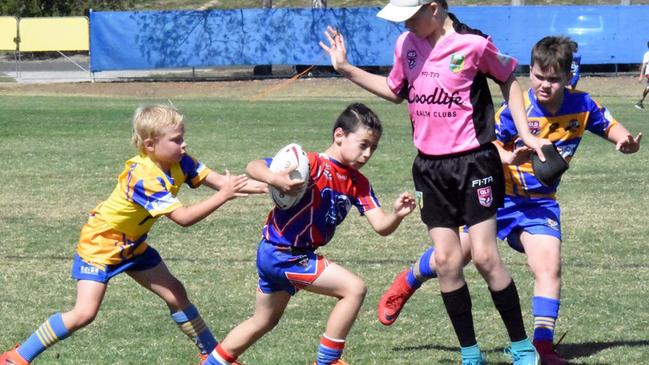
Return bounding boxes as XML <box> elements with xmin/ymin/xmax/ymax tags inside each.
<box><xmin>530</xmin><ymin>36</ymin><xmax>574</xmax><ymax>74</ymax></box>
<box><xmin>332</xmin><ymin>103</ymin><xmax>382</xmax><ymax>138</ymax></box>
<box><xmin>432</xmin><ymin>0</ymin><xmax>448</xmax><ymax>11</ymax></box>
<box><xmin>647</xmin><ymin>40</ymin><xmax>649</xmax><ymax>48</ymax></box>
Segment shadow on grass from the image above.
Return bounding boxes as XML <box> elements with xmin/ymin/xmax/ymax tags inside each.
<box><xmin>393</xmin><ymin>339</ymin><xmax>649</xmax><ymax>365</ymax></box>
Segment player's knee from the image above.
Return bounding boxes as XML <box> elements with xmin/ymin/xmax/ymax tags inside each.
<box><xmin>166</xmin><ymin>279</ymin><xmax>190</xmax><ymax>306</ymax></box>
<box><xmin>434</xmin><ymin>250</ymin><xmax>462</xmax><ymax>273</ymax></box>
<box><xmin>68</xmin><ymin>307</ymin><xmax>99</xmax><ymax>329</ymax></box>
<box><xmin>341</xmin><ymin>276</ymin><xmax>367</xmax><ymax>302</ymax></box>
<box><xmin>472</xmin><ymin>251</ymin><xmax>500</xmax><ymax>274</ymax></box>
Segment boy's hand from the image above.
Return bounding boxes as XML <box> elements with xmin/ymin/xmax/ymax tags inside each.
<box><xmin>616</xmin><ymin>132</ymin><xmax>642</xmax><ymax>154</ymax></box>
<box><xmin>219</xmin><ymin>170</ymin><xmax>249</xmax><ymax>200</ymax></box>
<box><xmin>393</xmin><ymin>192</ymin><xmax>416</xmax><ymax>218</ymax></box>
<box><xmin>504</xmin><ymin>146</ymin><xmax>533</xmax><ymax>165</ymax></box>
<box><xmin>319</xmin><ymin>26</ymin><xmax>349</xmax><ymax>72</ymax></box>
<box><xmin>522</xmin><ymin>134</ymin><xmax>552</xmax><ymax>162</ymax></box>
<box><xmin>270</xmin><ymin>164</ymin><xmax>306</xmax><ymax>194</ymax></box>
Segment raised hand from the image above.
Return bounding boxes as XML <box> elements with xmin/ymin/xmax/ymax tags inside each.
<box><xmin>319</xmin><ymin>25</ymin><xmax>349</xmax><ymax>72</ymax></box>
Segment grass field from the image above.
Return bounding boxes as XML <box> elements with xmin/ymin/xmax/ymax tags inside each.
<box><xmin>0</xmin><ymin>77</ymin><xmax>648</xmax><ymax>364</ymax></box>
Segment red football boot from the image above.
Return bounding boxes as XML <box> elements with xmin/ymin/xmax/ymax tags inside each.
<box><xmin>377</xmin><ymin>268</ymin><xmax>417</xmax><ymax>326</ymax></box>
<box><xmin>0</xmin><ymin>346</ymin><xmax>30</xmax><ymax>365</ymax></box>
<box><xmin>533</xmin><ymin>339</ymin><xmax>569</xmax><ymax>365</ymax></box>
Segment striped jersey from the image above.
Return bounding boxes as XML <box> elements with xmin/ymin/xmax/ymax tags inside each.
<box><xmin>76</xmin><ymin>153</ymin><xmax>211</xmax><ymax>263</ymax></box>
<box><xmin>262</xmin><ymin>152</ymin><xmax>380</xmax><ymax>250</ymax></box>
<box><xmin>496</xmin><ymin>88</ymin><xmax>618</xmax><ymax>199</ymax></box>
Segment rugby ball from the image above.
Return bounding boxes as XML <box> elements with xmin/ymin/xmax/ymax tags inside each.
<box><xmin>268</xmin><ymin>143</ymin><xmax>310</xmax><ymax>210</ymax></box>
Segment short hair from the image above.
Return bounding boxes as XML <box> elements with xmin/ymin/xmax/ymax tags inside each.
<box><xmin>131</xmin><ymin>105</ymin><xmax>184</xmax><ymax>152</ymax></box>
<box><xmin>332</xmin><ymin>103</ymin><xmax>382</xmax><ymax>139</ymax></box>
<box><xmin>530</xmin><ymin>36</ymin><xmax>574</xmax><ymax>74</ymax></box>
<box><xmin>646</xmin><ymin>40</ymin><xmax>649</xmax><ymax>48</ymax></box>
<box><xmin>432</xmin><ymin>0</ymin><xmax>448</xmax><ymax>11</ymax></box>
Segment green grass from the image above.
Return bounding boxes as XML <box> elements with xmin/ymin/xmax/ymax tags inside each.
<box><xmin>0</xmin><ymin>88</ymin><xmax>648</xmax><ymax>364</ymax></box>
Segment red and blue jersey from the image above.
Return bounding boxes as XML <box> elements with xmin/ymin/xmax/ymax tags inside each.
<box><xmin>496</xmin><ymin>88</ymin><xmax>617</xmax><ymax>199</ymax></box>
<box><xmin>262</xmin><ymin>151</ymin><xmax>380</xmax><ymax>250</ymax></box>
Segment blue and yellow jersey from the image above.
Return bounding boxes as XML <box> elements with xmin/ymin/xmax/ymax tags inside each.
<box><xmin>496</xmin><ymin>88</ymin><xmax>618</xmax><ymax>199</ymax></box>
<box><xmin>76</xmin><ymin>153</ymin><xmax>211</xmax><ymax>265</ymax></box>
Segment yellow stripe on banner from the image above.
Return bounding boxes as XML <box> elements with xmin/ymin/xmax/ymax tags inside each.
<box><xmin>0</xmin><ymin>17</ymin><xmax>18</xmax><ymax>51</ymax></box>
<box><xmin>19</xmin><ymin>17</ymin><xmax>89</xmax><ymax>52</ymax></box>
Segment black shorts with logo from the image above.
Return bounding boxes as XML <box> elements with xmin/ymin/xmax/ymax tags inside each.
<box><xmin>412</xmin><ymin>143</ymin><xmax>504</xmax><ymax>228</ymax></box>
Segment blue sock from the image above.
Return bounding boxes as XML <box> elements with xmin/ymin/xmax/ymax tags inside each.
<box><xmin>316</xmin><ymin>335</ymin><xmax>345</xmax><ymax>365</ymax></box>
<box><xmin>532</xmin><ymin>296</ymin><xmax>560</xmax><ymax>342</ymax></box>
<box><xmin>171</xmin><ymin>304</ymin><xmax>217</xmax><ymax>354</ymax></box>
<box><xmin>406</xmin><ymin>247</ymin><xmax>437</xmax><ymax>289</ymax></box>
<box><xmin>17</xmin><ymin>313</ymin><xmax>71</xmax><ymax>362</ymax></box>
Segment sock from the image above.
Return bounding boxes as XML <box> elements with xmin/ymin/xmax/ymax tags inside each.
<box><xmin>205</xmin><ymin>344</ymin><xmax>237</xmax><ymax>365</ymax></box>
<box><xmin>171</xmin><ymin>304</ymin><xmax>217</xmax><ymax>354</ymax></box>
<box><xmin>532</xmin><ymin>296</ymin><xmax>560</xmax><ymax>342</ymax></box>
<box><xmin>17</xmin><ymin>313</ymin><xmax>71</xmax><ymax>362</ymax></box>
<box><xmin>406</xmin><ymin>247</ymin><xmax>438</xmax><ymax>289</ymax></box>
<box><xmin>316</xmin><ymin>335</ymin><xmax>345</xmax><ymax>365</ymax></box>
<box><xmin>490</xmin><ymin>280</ymin><xmax>527</xmax><ymax>342</ymax></box>
<box><xmin>441</xmin><ymin>284</ymin><xmax>476</xmax><ymax>348</ymax></box>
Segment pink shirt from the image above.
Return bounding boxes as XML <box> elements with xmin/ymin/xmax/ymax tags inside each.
<box><xmin>388</xmin><ymin>27</ymin><xmax>517</xmax><ymax>156</ymax></box>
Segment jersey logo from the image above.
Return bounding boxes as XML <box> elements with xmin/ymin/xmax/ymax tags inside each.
<box><xmin>407</xmin><ymin>50</ymin><xmax>417</xmax><ymax>69</ymax></box>
<box><xmin>477</xmin><ymin>186</ymin><xmax>493</xmax><ymax>207</ymax></box>
<box><xmin>449</xmin><ymin>53</ymin><xmax>465</xmax><ymax>73</ymax></box>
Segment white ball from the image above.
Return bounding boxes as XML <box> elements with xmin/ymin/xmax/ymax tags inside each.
<box><xmin>268</xmin><ymin>143</ymin><xmax>309</xmax><ymax>210</ymax></box>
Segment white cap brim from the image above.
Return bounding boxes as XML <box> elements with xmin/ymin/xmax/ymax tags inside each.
<box><xmin>377</xmin><ymin>3</ymin><xmax>424</xmax><ymax>23</ymax></box>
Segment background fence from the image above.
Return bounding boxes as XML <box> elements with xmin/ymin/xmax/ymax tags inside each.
<box><xmin>3</xmin><ymin>6</ymin><xmax>649</xmax><ymax>73</ymax></box>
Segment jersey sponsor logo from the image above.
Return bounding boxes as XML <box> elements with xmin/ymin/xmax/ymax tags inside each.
<box><xmin>407</xmin><ymin>50</ymin><xmax>417</xmax><ymax>69</ymax></box>
<box><xmin>407</xmin><ymin>85</ymin><xmax>463</xmax><ymax>108</ymax></box>
<box><xmin>415</xmin><ymin>110</ymin><xmax>457</xmax><ymax>118</ymax></box>
<box><xmin>477</xmin><ymin>186</ymin><xmax>493</xmax><ymax>207</ymax></box>
<box><xmin>471</xmin><ymin>176</ymin><xmax>494</xmax><ymax>187</ymax></box>
<box><xmin>449</xmin><ymin>53</ymin><xmax>465</xmax><ymax>73</ymax></box>
<box><xmin>421</xmin><ymin>71</ymin><xmax>440</xmax><ymax>78</ymax></box>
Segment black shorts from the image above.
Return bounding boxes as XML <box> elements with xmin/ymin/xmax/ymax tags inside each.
<box><xmin>412</xmin><ymin>143</ymin><xmax>504</xmax><ymax>228</ymax></box>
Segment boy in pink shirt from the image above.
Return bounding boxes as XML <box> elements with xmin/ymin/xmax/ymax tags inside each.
<box><xmin>321</xmin><ymin>1</ymin><xmax>546</xmax><ymax>364</ymax></box>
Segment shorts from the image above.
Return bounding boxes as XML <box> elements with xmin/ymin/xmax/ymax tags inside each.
<box><xmin>413</xmin><ymin>143</ymin><xmax>504</xmax><ymax>228</ymax></box>
<box><xmin>256</xmin><ymin>239</ymin><xmax>329</xmax><ymax>295</ymax></box>
<box><xmin>71</xmin><ymin>246</ymin><xmax>162</xmax><ymax>283</ymax></box>
<box><xmin>496</xmin><ymin>196</ymin><xmax>562</xmax><ymax>253</ymax></box>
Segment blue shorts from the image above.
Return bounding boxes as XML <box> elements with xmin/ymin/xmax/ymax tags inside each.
<box><xmin>256</xmin><ymin>239</ymin><xmax>329</xmax><ymax>295</ymax></box>
<box><xmin>496</xmin><ymin>196</ymin><xmax>561</xmax><ymax>253</ymax></box>
<box><xmin>71</xmin><ymin>246</ymin><xmax>162</xmax><ymax>283</ymax></box>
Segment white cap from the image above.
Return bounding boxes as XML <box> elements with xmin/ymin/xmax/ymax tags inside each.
<box><xmin>377</xmin><ymin>0</ymin><xmax>434</xmax><ymax>23</ymax></box>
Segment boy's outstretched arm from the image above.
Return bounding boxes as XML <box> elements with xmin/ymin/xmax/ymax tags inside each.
<box><xmin>203</xmin><ymin>170</ymin><xmax>268</xmax><ymax>194</ymax></box>
<box><xmin>500</xmin><ymin>75</ymin><xmax>551</xmax><ymax>161</ymax></box>
<box><xmin>166</xmin><ymin>170</ymin><xmax>247</xmax><ymax>227</ymax></box>
<box><xmin>606</xmin><ymin>124</ymin><xmax>643</xmax><ymax>154</ymax></box>
<box><xmin>320</xmin><ymin>26</ymin><xmax>403</xmax><ymax>104</ymax></box>
<box><xmin>364</xmin><ymin>192</ymin><xmax>416</xmax><ymax>236</ymax></box>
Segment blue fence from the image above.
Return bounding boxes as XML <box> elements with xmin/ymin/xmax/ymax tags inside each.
<box><xmin>89</xmin><ymin>6</ymin><xmax>649</xmax><ymax>72</ymax></box>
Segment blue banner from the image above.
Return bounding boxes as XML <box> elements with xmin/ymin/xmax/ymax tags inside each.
<box><xmin>89</xmin><ymin>6</ymin><xmax>649</xmax><ymax>72</ymax></box>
